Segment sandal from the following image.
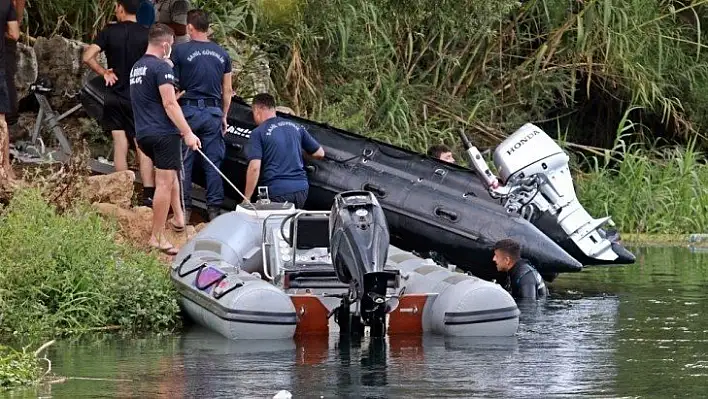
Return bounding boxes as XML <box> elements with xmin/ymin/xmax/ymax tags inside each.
<box><xmin>168</xmin><ymin>218</ymin><xmax>185</xmax><ymax>232</ymax></box>
<box><xmin>150</xmin><ymin>244</ymin><xmax>179</xmax><ymax>256</ymax></box>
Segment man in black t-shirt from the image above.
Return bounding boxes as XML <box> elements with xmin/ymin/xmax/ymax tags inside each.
<box><xmin>82</xmin><ymin>0</ymin><xmax>155</xmax><ymax>205</ymax></box>
<box><xmin>130</xmin><ymin>23</ymin><xmax>200</xmax><ymax>255</ymax></box>
<box><xmin>0</xmin><ymin>0</ymin><xmax>19</xmax><ymax>181</ymax></box>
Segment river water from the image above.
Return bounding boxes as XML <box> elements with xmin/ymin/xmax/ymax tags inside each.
<box><xmin>10</xmin><ymin>246</ymin><xmax>708</xmax><ymax>398</ymax></box>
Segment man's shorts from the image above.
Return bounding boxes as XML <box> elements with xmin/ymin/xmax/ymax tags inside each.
<box><xmin>0</xmin><ymin>70</ymin><xmax>10</xmax><ymax>114</ymax></box>
<box><xmin>102</xmin><ymin>90</ymin><xmax>136</xmax><ymax>139</ymax></box>
<box><xmin>137</xmin><ymin>134</ymin><xmax>183</xmax><ymax>171</ymax></box>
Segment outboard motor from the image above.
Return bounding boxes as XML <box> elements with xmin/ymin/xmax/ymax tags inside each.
<box><xmin>460</xmin><ymin>124</ymin><xmax>635</xmax><ymax>265</ymax></box>
<box><xmin>329</xmin><ymin>190</ymin><xmax>398</xmax><ymax>337</ymax></box>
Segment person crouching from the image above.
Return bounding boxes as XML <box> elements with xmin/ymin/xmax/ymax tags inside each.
<box><xmin>129</xmin><ymin>23</ymin><xmax>200</xmax><ymax>255</ymax></box>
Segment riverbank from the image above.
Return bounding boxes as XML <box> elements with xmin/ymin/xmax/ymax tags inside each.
<box><xmin>0</xmin><ymin>166</ymin><xmax>192</xmax><ymax>390</ymax></box>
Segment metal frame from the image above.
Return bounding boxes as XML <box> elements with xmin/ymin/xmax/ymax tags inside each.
<box><xmin>260</xmin><ymin>210</ymin><xmax>331</xmax><ymax>283</ymax></box>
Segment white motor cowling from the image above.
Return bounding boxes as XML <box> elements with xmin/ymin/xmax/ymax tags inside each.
<box><xmin>490</xmin><ymin>123</ymin><xmax>620</xmax><ymax>262</ymax></box>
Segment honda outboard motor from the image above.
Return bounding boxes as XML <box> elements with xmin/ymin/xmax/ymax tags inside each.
<box><xmin>461</xmin><ymin>124</ymin><xmax>635</xmax><ymax>266</ymax></box>
<box><xmin>329</xmin><ymin>190</ymin><xmax>398</xmax><ymax>337</ymax></box>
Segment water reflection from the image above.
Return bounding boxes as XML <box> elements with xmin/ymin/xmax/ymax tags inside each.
<box><xmin>24</xmin><ymin>246</ymin><xmax>708</xmax><ymax>398</ymax></box>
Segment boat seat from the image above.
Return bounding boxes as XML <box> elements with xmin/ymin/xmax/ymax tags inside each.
<box><xmin>290</xmin><ymin>213</ymin><xmax>330</xmax><ymax>250</ymax></box>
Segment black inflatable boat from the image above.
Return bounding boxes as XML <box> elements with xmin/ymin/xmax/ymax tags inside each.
<box><xmin>79</xmin><ymin>77</ymin><xmax>635</xmax><ymax>281</ymax></box>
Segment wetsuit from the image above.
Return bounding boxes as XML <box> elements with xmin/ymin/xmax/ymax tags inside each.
<box><xmin>504</xmin><ymin>259</ymin><xmax>548</xmax><ymax>300</ymax></box>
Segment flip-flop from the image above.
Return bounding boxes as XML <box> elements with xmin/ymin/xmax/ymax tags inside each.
<box><xmin>168</xmin><ymin>218</ymin><xmax>185</xmax><ymax>233</ymax></box>
<box><xmin>150</xmin><ymin>244</ymin><xmax>179</xmax><ymax>256</ymax></box>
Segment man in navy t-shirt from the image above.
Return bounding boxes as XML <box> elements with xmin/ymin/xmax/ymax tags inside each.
<box><xmin>130</xmin><ymin>23</ymin><xmax>201</xmax><ymax>255</ymax></box>
<box><xmin>244</xmin><ymin>93</ymin><xmax>324</xmax><ymax>208</ymax></box>
<box><xmin>170</xmin><ymin>9</ymin><xmax>232</xmax><ymax>222</ymax></box>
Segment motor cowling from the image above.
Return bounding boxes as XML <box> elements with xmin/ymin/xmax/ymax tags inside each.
<box><xmin>491</xmin><ymin>123</ymin><xmax>626</xmax><ymax>262</ymax></box>
<box><xmin>329</xmin><ymin>191</ymin><xmax>390</xmax><ymax>295</ymax></box>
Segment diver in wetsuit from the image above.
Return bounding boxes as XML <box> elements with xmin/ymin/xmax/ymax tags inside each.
<box><xmin>492</xmin><ymin>239</ymin><xmax>548</xmax><ymax>300</ymax></box>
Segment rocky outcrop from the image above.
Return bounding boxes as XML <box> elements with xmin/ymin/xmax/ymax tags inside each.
<box><xmin>86</xmin><ymin>171</ymin><xmax>204</xmax><ymax>263</ymax></box>
<box><xmin>32</xmin><ymin>36</ymin><xmax>106</xmax><ymax>111</ymax></box>
<box><xmin>82</xmin><ymin>170</ymin><xmax>135</xmax><ymax>209</ymax></box>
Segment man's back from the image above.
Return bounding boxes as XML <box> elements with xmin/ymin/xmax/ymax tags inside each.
<box><xmin>0</xmin><ymin>0</ymin><xmax>16</xmax><ymax>66</ymax></box>
<box><xmin>508</xmin><ymin>259</ymin><xmax>548</xmax><ymax>300</ymax></box>
<box><xmin>129</xmin><ymin>54</ymin><xmax>178</xmax><ymax>138</ymax></box>
<box><xmin>246</xmin><ymin>117</ymin><xmax>320</xmax><ymax>196</ymax></box>
<box><xmin>171</xmin><ymin>40</ymin><xmax>231</xmax><ymax>100</ymax></box>
<box><xmin>95</xmin><ymin>21</ymin><xmax>149</xmax><ymax>99</ymax></box>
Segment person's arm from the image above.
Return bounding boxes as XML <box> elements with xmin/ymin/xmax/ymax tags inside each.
<box><xmin>243</xmin><ymin>160</ymin><xmax>261</xmax><ymax>202</ymax></box>
<box><xmin>5</xmin><ymin>3</ymin><xmax>19</xmax><ymax>41</ymax></box>
<box><xmin>167</xmin><ymin>0</ymin><xmax>189</xmax><ymax>37</ymax></box>
<box><xmin>155</xmin><ymin>63</ymin><xmax>199</xmax><ymax>150</ymax></box>
<box><xmin>243</xmin><ymin>131</ymin><xmax>263</xmax><ymax>201</ymax></box>
<box><xmin>300</xmin><ymin>126</ymin><xmax>324</xmax><ymax>160</ymax></box>
<box><xmin>221</xmin><ymin>72</ymin><xmax>232</xmax><ymax>134</ymax></box>
<box><xmin>12</xmin><ymin>0</ymin><xmax>24</xmax><ymax>27</ymax></box>
<box><xmin>82</xmin><ymin>29</ymin><xmax>117</xmax><ymax>85</ymax></box>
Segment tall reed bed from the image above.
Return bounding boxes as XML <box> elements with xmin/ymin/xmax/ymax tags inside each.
<box><xmin>29</xmin><ymin>0</ymin><xmax>708</xmax><ymax>153</ymax></box>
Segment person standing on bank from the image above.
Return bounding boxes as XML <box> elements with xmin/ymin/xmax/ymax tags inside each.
<box><xmin>170</xmin><ymin>9</ymin><xmax>232</xmax><ymax>222</ymax></box>
<box><xmin>130</xmin><ymin>23</ymin><xmax>200</xmax><ymax>255</ymax></box>
<box><xmin>0</xmin><ymin>0</ymin><xmax>19</xmax><ymax>181</ymax></box>
<box><xmin>83</xmin><ymin>0</ymin><xmax>156</xmax><ymax>206</ymax></box>
<box><xmin>3</xmin><ymin>0</ymin><xmax>23</xmax><ymax>133</ymax></box>
<box><xmin>155</xmin><ymin>0</ymin><xmax>190</xmax><ymax>44</ymax></box>
<box><xmin>243</xmin><ymin>93</ymin><xmax>324</xmax><ymax>208</ymax></box>
<box><xmin>492</xmin><ymin>239</ymin><xmax>548</xmax><ymax>300</ymax></box>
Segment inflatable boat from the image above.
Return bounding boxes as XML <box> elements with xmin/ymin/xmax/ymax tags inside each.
<box><xmin>80</xmin><ymin>77</ymin><xmax>635</xmax><ymax>281</ymax></box>
<box><xmin>170</xmin><ymin>191</ymin><xmax>520</xmax><ymax>339</ymax></box>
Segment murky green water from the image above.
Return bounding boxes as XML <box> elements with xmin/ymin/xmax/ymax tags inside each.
<box><xmin>6</xmin><ymin>246</ymin><xmax>708</xmax><ymax>398</ymax></box>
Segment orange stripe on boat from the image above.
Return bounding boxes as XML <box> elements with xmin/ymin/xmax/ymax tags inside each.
<box><xmin>291</xmin><ymin>294</ymin><xmax>330</xmax><ymax>336</ymax></box>
<box><xmin>388</xmin><ymin>294</ymin><xmax>430</xmax><ymax>335</ymax></box>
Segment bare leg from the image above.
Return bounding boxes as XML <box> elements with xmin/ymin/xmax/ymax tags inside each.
<box><xmin>148</xmin><ymin>168</ymin><xmax>177</xmax><ymax>254</ymax></box>
<box><xmin>111</xmin><ymin>130</ymin><xmax>129</xmax><ymax>172</ymax></box>
<box><xmin>134</xmin><ymin>138</ymin><xmax>155</xmax><ymax>187</ymax></box>
<box><xmin>0</xmin><ymin>114</ymin><xmax>14</xmax><ymax>180</ymax></box>
<box><xmin>169</xmin><ymin>170</ymin><xmax>185</xmax><ymax>227</ymax></box>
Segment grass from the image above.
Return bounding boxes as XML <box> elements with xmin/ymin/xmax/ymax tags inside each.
<box><xmin>0</xmin><ymin>187</ymin><xmax>181</xmax><ymax>340</ymax></box>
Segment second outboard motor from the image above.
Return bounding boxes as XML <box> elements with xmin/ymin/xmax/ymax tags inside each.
<box><xmin>329</xmin><ymin>190</ymin><xmax>397</xmax><ymax>337</ymax></box>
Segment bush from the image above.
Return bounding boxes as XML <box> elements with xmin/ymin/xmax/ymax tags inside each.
<box><xmin>0</xmin><ymin>188</ymin><xmax>181</xmax><ymax>339</ymax></box>
<box><xmin>0</xmin><ymin>344</ymin><xmax>42</xmax><ymax>390</ymax></box>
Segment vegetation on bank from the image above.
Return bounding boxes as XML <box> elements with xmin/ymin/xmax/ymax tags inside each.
<box><xmin>24</xmin><ymin>0</ymin><xmax>708</xmax><ymax>233</ymax></box>
<box><xmin>0</xmin><ymin>345</ymin><xmax>42</xmax><ymax>390</ymax></box>
<box><xmin>0</xmin><ymin>188</ymin><xmax>181</xmax><ymax>340</ymax></box>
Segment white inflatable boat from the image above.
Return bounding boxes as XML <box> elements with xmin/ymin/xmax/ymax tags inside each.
<box><xmin>170</xmin><ymin>191</ymin><xmax>520</xmax><ymax>340</ymax></box>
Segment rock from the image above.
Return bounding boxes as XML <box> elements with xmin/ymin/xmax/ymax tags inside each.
<box><xmin>83</xmin><ymin>170</ymin><xmax>135</xmax><ymax>208</ymax></box>
<box><xmin>32</xmin><ymin>36</ymin><xmax>106</xmax><ymax>111</ymax></box>
<box><xmin>15</xmin><ymin>42</ymin><xmax>38</xmax><ymax>100</ymax></box>
<box><xmin>93</xmin><ymin>203</ymin><xmax>151</xmax><ymax>244</ymax></box>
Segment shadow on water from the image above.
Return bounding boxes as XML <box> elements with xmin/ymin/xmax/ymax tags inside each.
<box><xmin>16</xmin><ymin>246</ymin><xmax>708</xmax><ymax>398</ymax></box>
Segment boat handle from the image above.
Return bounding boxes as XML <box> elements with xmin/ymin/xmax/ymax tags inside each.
<box><xmin>226</xmin><ymin>142</ymin><xmax>243</xmax><ymax>151</ymax></box>
<box><xmin>363</xmin><ymin>183</ymin><xmax>386</xmax><ymax>198</ymax></box>
<box><xmin>434</xmin><ymin>207</ymin><xmax>459</xmax><ymax>222</ymax></box>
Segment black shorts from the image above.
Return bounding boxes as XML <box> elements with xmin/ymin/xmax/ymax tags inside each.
<box><xmin>102</xmin><ymin>90</ymin><xmax>136</xmax><ymax>139</ymax></box>
<box><xmin>137</xmin><ymin>134</ymin><xmax>183</xmax><ymax>171</ymax></box>
<box><xmin>0</xmin><ymin>69</ymin><xmax>9</xmax><ymax>114</ymax></box>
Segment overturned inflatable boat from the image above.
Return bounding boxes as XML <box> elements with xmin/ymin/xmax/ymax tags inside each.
<box><xmin>79</xmin><ymin>78</ymin><xmax>635</xmax><ymax>281</ymax></box>
<box><xmin>171</xmin><ymin>191</ymin><xmax>519</xmax><ymax>340</ymax></box>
